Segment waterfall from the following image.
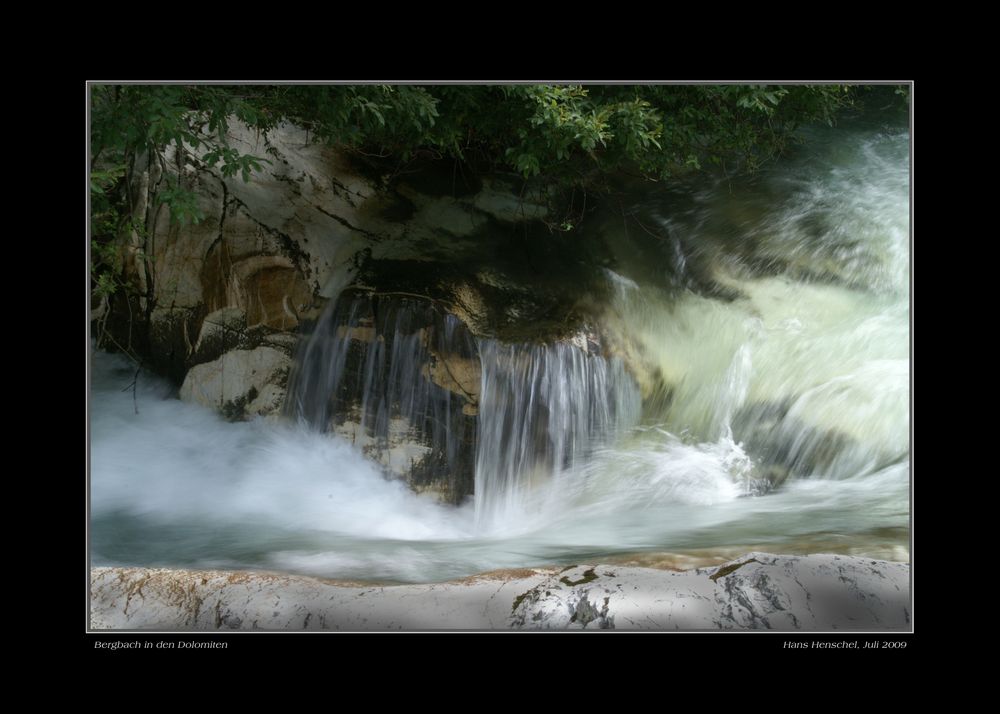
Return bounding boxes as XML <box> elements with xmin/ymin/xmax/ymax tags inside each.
<box><xmin>285</xmin><ymin>291</ymin><xmax>642</xmax><ymax>514</ymax></box>
<box><xmin>91</xmin><ymin>113</ymin><xmax>910</xmax><ymax>583</ymax></box>
<box><xmin>284</xmin><ymin>293</ymin><xmax>479</xmax><ymax>501</ymax></box>
<box><xmin>474</xmin><ymin>340</ymin><xmax>641</xmax><ymax>529</ymax></box>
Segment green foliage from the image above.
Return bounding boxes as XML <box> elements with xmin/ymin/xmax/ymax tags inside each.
<box><xmin>246</xmin><ymin>84</ymin><xmax>860</xmax><ymax>185</ymax></box>
<box><xmin>89</xmin><ymin>84</ymin><xmax>869</xmax><ymax>299</ymax></box>
<box><xmin>89</xmin><ymin>85</ymin><xmax>274</xmax><ymax>244</ymax></box>
<box><xmin>157</xmin><ymin>179</ymin><xmax>205</xmax><ymax>225</ymax></box>
<box><xmin>91</xmin><ymin>85</ymin><xmax>273</xmax><ymax>179</ymax></box>
<box><xmin>92</xmin><ymin>84</ymin><xmax>865</xmax><ymax>212</ymax></box>
<box><xmin>90</xmin><ymin>85</ymin><xmax>280</xmax><ymax>304</ymax></box>
<box><xmin>201</xmin><ymin>146</ymin><xmax>267</xmax><ymax>182</ymax></box>
<box><xmin>90</xmin><ymin>239</ymin><xmax>119</xmax><ymax>298</ymax></box>
<box><xmin>90</xmin><ymin>166</ymin><xmax>125</xmax><ymax>196</ymax></box>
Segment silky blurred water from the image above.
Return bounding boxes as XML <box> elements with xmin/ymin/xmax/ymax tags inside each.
<box><xmin>90</xmin><ymin>115</ymin><xmax>909</xmax><ymax>583</ymax></box>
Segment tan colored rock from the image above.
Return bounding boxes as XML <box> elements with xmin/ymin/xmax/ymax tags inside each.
<box><xmin>332</xmin><ymin>418</ymin><xmax>434</xmax><ymax>485</ymax></box>
<box><xmin>179</xmin><ymin>346</ymin><xmax>291</xmax><ymax>419</ymax></box>
<box><xmin>193</xmin><ymin>307</ymin><xmax>246</xmax><ymax>356</ymax></box>
<box><xmin>225</xmin><ymin>256</ymin><xmax>312</xmax><ymax>330</ymax></box>
<box><xmin>425</xmin><ymin>351</ymin><xmax>480</xmax><ymax>402</ymax></box>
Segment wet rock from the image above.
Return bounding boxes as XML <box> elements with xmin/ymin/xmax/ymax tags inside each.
<box><xmin>424</xmin><ymin>350</ymin><xmax>481</xmax><ymax>410</ymax></box>
<box><xmin>286</xmin><ymin>294</ymin><xmax>478</xmax><ymax>503</ymax></box>
<box><xmin>733</xmin><ymin>400</ymin><xmax>853</xmax><ymax>488</ymax></box>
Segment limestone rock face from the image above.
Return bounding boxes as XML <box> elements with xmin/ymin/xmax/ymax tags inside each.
<box><xmin>129</xmin><ymin>122</ymin><xmax>382</xmax><ymax>383</ymax></box>
<box><xmin>109</xmin><ymin>120</ymin><xmax>590</xmax><ymax>405</ymax></box>
<box><xmin>90</xmin><ymin>553</ymin><xmax>910</xmax><ymax>631</ymax></box>
<box><xmin>99</xmin><ymin>119</ymin><xmax>633</xmax><ymax>497</ymax></box>
<box><xmin>179</xmin><ymin>346</ymin><xmax>292</xmax><ymax>419</ymax></box>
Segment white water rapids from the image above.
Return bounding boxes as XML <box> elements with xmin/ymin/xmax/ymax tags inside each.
<box><xmin>90</xmin><ymin>116</ymin><xmax>909</xmax><ymax>583</ymax></box>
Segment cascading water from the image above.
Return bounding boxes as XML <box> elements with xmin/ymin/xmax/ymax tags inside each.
<box><xmin>284</xmin><ymin>292</ymin><xmax>479</xmax><ymax>501</ymax></box>
<box><xmin>90</xmin><ymin>112</ymin><xmax>910</xmax><ymax>583</ymax></box>
<box><xmin>474</xmin><ymin>340</ymin><xmax>641</xmax><ymax>531</ymax></box>
<box><xmin>597</xmin><ymin>117</ymin><xmax>909</xmax><ymax>495</ymax></box>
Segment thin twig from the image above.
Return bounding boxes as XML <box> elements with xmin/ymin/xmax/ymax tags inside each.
<box><xmin>118</xmin><ymin>363</ymin><xmax>142</xmax><ymax>415</ymax></box>
<box><xmin>132</xmin><ymin>362</ymin><xmax>142</xmax><ymax>416</ymax></box>
<box><xmin>630</xmin><ymin>213</ymin><xmax>666</xmax><ymax>242</ymax></box>
<box><xmin>100</xmin><ymin>330</ymin><xmax>142</xmax><ymax>365</ymax></box>
<box><xmin>365</xmin><ymin>290</ymin><xmax>455</xmax><ymax>312</ymax></box>
<box><xmin>98</xmin><ymin>331</ymin><xmax>145</xmax><ymax>417</ymax></box>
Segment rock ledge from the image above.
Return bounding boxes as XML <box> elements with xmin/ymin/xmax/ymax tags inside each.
<box><xmin>90</xmin><ymin>553</ymin><xmax>909</xmax><ymax>631</ymax></box>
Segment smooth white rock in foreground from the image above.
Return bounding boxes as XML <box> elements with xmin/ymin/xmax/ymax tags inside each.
<box><xmin>90</xmin><ymin>553</ymin><xmax>910</xmax><ymax>631</ymax></box>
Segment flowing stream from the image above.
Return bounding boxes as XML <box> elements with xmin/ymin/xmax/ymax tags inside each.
<box><xmin>90</xmin><ymin>113</ymin><xmax>909</xmax><ymax>583</ymax></box>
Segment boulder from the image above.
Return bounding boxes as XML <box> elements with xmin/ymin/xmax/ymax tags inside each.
<box><xmin>179</xmin><ymin>346</ymin><xmax>292</xmax><ymax>420</ymax></box>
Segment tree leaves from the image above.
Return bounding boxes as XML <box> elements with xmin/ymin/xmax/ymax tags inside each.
<box><xmin>91</xmin><ymin>84</ymin><xmax>868</xmax><ymax>229</ymax></box>
<box><xmin>157</xmin><ymin>179</ymin><xmax>205</xmax><ymax>225</ymax></box>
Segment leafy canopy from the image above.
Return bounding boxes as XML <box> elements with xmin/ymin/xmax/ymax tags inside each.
<box><xmin>91</xmin><ymin>84</ymin><xmax>866</xmax><ymax>189</ymax></box>
<box><xmin>90</xmin><ymin>84</ymin><xmax>879</xmax><ymax>295</ymax></box>
<box><xmin>255</xmin><ymin>84</ymin><xmax>860</xmax><ymax>180</ymax></box>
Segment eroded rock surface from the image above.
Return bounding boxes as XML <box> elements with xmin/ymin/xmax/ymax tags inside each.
<box><xmin>90</xmin><ymin>553</ymin><xmax>909</xmax><ymax>631</ymax></box>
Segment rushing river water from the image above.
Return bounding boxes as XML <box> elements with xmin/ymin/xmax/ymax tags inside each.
<box><xmin>90</xmin><ymin>113</ymin><xmax>910</xmax><ymax>583</ymax></box>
